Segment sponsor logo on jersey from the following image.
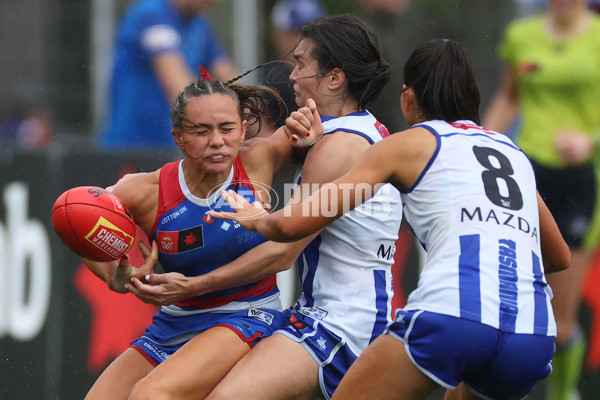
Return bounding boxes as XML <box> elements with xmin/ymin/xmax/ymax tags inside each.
<box><xmin>142</xmin><ymin>341</ymin><xmax>170</xmax><ymax>362</ymax></box>
<box><xmin>498</xmin><ymin>239</ymin><xmax>519</xmax><ymax>317</ymax></box>
<box><xmin>377</xmin><ymin>244</ymin><xmax>396</xmax><ymax>260</ymax></box>
<box><xmin>156</xmin><ymin>225</ymin><xmax>204</xmax><ymax>254</ymax></box>
<box><xmin>84</xmin><ymin>216</ymin><xmax>135</xmax><ymax>259</ymax></box>
<box><xmin>460</xmin><ymin>206</ymin><xmax>539</xmax><ymax>242</ymax></box>
<box><xmin>160</xmin><ymin>205</ymin><xmax>188</xmax><ymax>225</ymax></box>
<box><xmin>317</xmin><ymin>336</ymin><xmax>327</xmax><ymax>351</ymax></box>
<box><xmin>289</xmin><ymin>315</ymin><xmax>310</xmax><ymax>331</ymax></box>
<box><xmin>374</xmin><ymin>120</ymin><xmax>390</xmax><ymax>138</ymax></box>
<box><xmin>247</xmin><ymin>308</ymin><xmax>274</xmax><ymax>326</ymax></box>
<box><xmin>298</xmin><ymin>306</ymin><xmax>328</xmax><ymax>320</ymax></box>
<box><xmin>203</xmin><ymin>212</ymin><xmax>214</xmax><ymax>224</ymax></box>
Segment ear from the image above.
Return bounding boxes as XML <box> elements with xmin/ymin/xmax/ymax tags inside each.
<box><xmin>326</xmin><ymin>68</ymin><xmax>346</xmax><ymax>92</ymax></box>
<box><xmin>402</xmin><ymin>85</ymin><xmax>416</xmax><ymax>108</ymax></box>
<box><xmin>172</xmin><ymin>129</ymin><xmax>185</xmax><ymax>148</ymax></box>
<box><xmin>400</xmin><ymin>86</ymin><xmax>420</xmax><ymax>125</ymax></box>
<box><xmin>240</xmin><ymin>119</ymin><xmax>248</xmax><ymax>144</ymax></box>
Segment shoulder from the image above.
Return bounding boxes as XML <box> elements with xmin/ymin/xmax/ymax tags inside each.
<box><xmin>110</xmin><ymin>169</ymin><xmax>161</xmax><ymax>232</ymax></box>
<box><xmin>240</xmin><ymin>136</ymin><xmax>275</xmax><ymax>170</ymax></box>
<box><xmin>506</xmin><ymin>15</ymin><xmax>542</xmax><ymax>34</ymax></box>
<box><xmin>501</xmin><ymin>15</ymin><xmax>543</xmax><ymax>48</ymax></box>
<box><xmin>123</xmin><ymin>0</ymin><xmax>179</xmax><ymax>41</ymax></box>
<box><xmin>322</xmin><ymin>112</ymin><xmax>384</xmax><ymax>144</ymax></box>
<box><xmin>110</xmin><ymin>170</ymin><xmax>159</xmax><ymax>210</ymax></box>
<box><xmin>122</xmin><ymin>0</ymin><xmax>171</xmax><ymax>24</ymax></box>
<box><xmin>240</xmin><ymin>128</ymin><xmax>293</xmax><ymax>172</ymax></box>
<box><xmin>300</xmin><ymin>130</ymin><xmax>372</xmax><ymax>184</ymax></box>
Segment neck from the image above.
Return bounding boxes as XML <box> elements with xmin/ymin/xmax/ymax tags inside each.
<box><xmin>319</xmin><ymin>99</ymin><xmax>361</xmax><ymax>118</ymax></box>
<box><xmin>547</xmin><ymin>6</ymin><xmax>589</xmax><ymax>37</ymax></box>
<box><xmin>181</xmin><ymin>158</ymin><xmax>232</xmax><ymax>199</ymax></box>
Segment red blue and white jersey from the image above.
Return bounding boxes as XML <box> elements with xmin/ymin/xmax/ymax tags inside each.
<box><xmin>150</xmin><ymin>158</ymin><xmax>281</xmax><ymax>316</ymax></box>
<box><xmin>402</xmin><ymin>120</ymin><xmax>556</xmax><ymax>336</ymax></box>
<box><xmin>292</xmin><ymin>111</ymin><xmax>403</xmax><ymax>356</ymax></box>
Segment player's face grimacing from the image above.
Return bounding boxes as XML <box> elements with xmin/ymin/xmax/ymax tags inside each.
<box><xmin>289</xmin><ymin>39</ymin><xmax>327</xmax><ymax>108</ymax></box>
<box><xmin>173</xmin><ymin>93</ymin><xmax>246</xmax><ymax>173</ymax></box>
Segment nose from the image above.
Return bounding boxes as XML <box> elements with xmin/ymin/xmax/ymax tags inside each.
<box><xmin>289</xmin><ymin>68</ymin><xmax>298</xmax><ymax>83</ymax></box>
<box><xmin>209</xmin><ymin>130</ymin><xmax>225</xmax><ymax>147</ymax></box>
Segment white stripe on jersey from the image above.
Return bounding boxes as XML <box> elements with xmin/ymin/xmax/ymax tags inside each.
<box><xmin>294</xmin><ymin>111</ymin><xmax>403</xmax><ymax>355</ymax></box>
<box><xmin>402</xmin><ymin>120</ymin><xmax>556</xmax><ymax>336</ymax></box>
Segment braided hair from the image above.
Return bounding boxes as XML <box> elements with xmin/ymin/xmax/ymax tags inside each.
<box><xmin>171</xmin><ymin>64</ymin><xmax>285</xmax><ymax>137</ymax></box>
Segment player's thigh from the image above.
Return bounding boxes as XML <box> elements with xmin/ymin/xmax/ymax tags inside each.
<box><xmin>332</xmin><ymin>334</ymin><xmax>439</xmax><ymax>400</ymax></box>
<box><xmin>85</xmin><ymin>347</ymin><xmax>154</xmax><ymax>400</ymax></box>
<box><xmin>207</xmin><ymin>332</ymin><xmax>321</xmax><ymax>400</ymax></box>
<box><xmin>130</xmin><ymin>326</ymin><xmax>251</xmax><ymax>400</ymax></box>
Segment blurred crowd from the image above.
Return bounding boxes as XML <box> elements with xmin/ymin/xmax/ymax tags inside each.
<box><xmin>3</xmin><ymin>0</ymin><xmax>597</xmax><ymax>152</ymax></box>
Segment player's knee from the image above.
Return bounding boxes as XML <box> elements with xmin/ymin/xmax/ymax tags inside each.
<box><xmin>204</xmin><ymin>384</ymin><xmax>231</xmax><ymax>400</ymax></box>
<box><xmin>127</xmin><ymin>378</ymin><xmax>165</xmax><ymax>400</ymax></box>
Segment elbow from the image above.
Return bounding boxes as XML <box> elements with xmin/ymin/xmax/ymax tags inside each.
<box><xmin>557</xmin><ymin>248</ymin><xmax>572</xmax><ymax>273</ymax></box>
<box><xmin>545</xmin><ymin>247</ymin><xmax>572</xmax><ymax>274</ymax></box>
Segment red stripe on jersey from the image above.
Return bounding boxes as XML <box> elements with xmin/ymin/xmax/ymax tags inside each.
<box><xmin>149</xmin><ymin>161</ymin><xmax>186</xmax><ymax>239</ymax></box>
<box><xmin>174</xmin><ymin>275</ymin><xmax>277</xmax><ymax>309</ymax></box>
<box><xmin>450</xmin><ymin>122</ymin><xmax>495</xmax><ymax>135</ymax></box>
<box><xmin>374</xmin><ymin>120</ymin><xmax>390</xmax><ymax>138</ymax></box>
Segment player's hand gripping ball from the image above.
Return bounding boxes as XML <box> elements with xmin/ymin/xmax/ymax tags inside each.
<box><xmin>51</xmin><ymin>186</ymin><xmax>136</xmax><ymax>261</ymax></box>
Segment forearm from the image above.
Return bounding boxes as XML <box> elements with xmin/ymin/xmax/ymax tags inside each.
<box><xmin>483</xmin><ymin>92</ymin><xmax>519</xmax><ymax>134</ymax></box>
<box><xmin>82</xmin><ymin>258</ymin><xmax>117</xmax><ymax>287</ymax></box>
<box><xmin>191</xmin><ymin>239</ymin><xmax>308</xmax><ymax>296</ymax></box>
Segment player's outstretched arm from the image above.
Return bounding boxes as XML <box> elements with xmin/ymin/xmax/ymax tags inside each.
<box><xmin>211</xmin><ymin>142</ymin><xmax>396</xmax><ymax>242</ymax></box>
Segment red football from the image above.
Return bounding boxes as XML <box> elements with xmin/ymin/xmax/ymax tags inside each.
<box><xmin>51</xmin><ymin>186</ymin><xmax>136</xmax><ymax>262</ymax></box>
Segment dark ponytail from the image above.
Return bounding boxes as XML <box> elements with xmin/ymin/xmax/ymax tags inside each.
<box><xmin>403</xmin><ymin>39</ymin><xmax>480</xmax><ymax>124</ymax></box>
<box><xmin>299</xmin><ymin>14</ymin><xmax>392</xmax><ymax>111</ymax></box>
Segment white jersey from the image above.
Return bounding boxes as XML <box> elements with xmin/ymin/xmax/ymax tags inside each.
<box><xmin>403</xmin><ymin>120</ymin><xmax>556</xmax><ymax>336</ymax></box>
<box><xmin>293</xmin><ymin>111</ymin><xmax>403</xmax><ymax>355</ymax></box>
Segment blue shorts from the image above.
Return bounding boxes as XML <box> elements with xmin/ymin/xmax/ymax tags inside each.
<box><xmin>387</xmin><ymin>310</ymin><xmax>555</xmax><ymax>400</ymax></box>
<box><xmin>131</xmin><ymin>308</ymin><xmax>287</xmax><ymax>366</ymax></box>
<box><xmin>277</xmin><ymin>311</ymin><xmax>359</xmax><ymax>400</ymax></box>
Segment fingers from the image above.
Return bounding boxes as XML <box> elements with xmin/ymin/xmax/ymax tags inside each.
<box><xmin>139</xmin><ymin>241</ymin><xmax>158</xmax><ymax>276</ymax></box>
<box><xmin>307</xmin><ymin>99</ymin><xmax>321</xmax><ymax>126</ymax></box>
<box><xmin>221</xmin><ymin>189</ymin><xmax>249</xmax><ymax>209</ymax></box>
<box><xmin>298</xmin><ymin>106</ymin><xmax>314</xmax><ymax>127</ymax></box>
<box><xmin>138</xmin><ymin>240</ymin><xmax>151</xmax><ymax>257</ymax></box>
<box><xmin>285</xmin><ymin>114</ymin><xmax>310</xmax><ymax>137</ymax></box>
<box><xmin>208</xmin><ymin>210</ymin><xmax>237</xmax><ymax>220</ymax></box>
<box><xmin>110</xmin><ymin>255</ymin><xmax>132</xmax><ymax>293</ymax></box>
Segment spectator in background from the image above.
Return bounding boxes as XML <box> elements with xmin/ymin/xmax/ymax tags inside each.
<box><xmin>96</xmin><ymin>0</ymin><xmax>237</xmax><ymax>151</ymax></box>
<box><xmin>359</xmin><ymin>0</ymin><xmax>412</xmax><ymax>133</ymax></box>
<box><xmin>0</xmin><ymin>104</ymin><xmax>54</xmax><ymax>150</ymax></box>
<box><xmin>484</xmin><ymin>1</ymin><xmax>600</xmax><ymax>399</ymax></box>
<box><xmin>257</xmin><ymin>0</ymin><xmax>327</xmax><ymax>133</ymax></box>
